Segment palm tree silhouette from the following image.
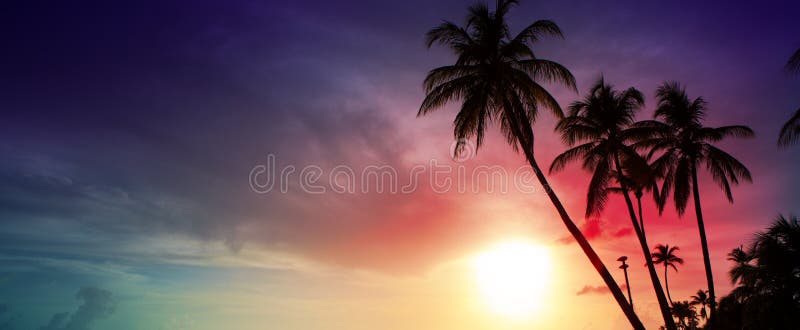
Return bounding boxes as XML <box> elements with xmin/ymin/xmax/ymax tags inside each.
<box><xmin>651</xmin><ymin>244</ymin><xmax>684</xmax><ymax>304</ymax></box>
<box><xmin>637</xmin><ymin>82</ymin><xmax>754</xmax><ymax>318</ymax></box>
<box><xmin>689</xmin><ymin>289</ymin><xmax>710</xmax><ymax>320</ymax></box>
<box><xmin>713</xmin><ymin>215</ymin><xmax>800</xmax><ymax>328</ymax></box>
<box><xmin>670</xmin><ymin>300</ymin><xmax>696</xmax><ymax>329</ymax></box>
<box><xmin>419</xmin><ymin>1</ymin><xmax>644</xmax><ymax>328</ymax></box>
<box><xmin>778</xmin><ymin>47</ymin><xmax>800</xmax><ymax>147</ymax></box>
<box><xmin>608</xmin><ymin>159</ymin><xmax>661</xmax><ymax>237</ymax></box>
<box><xmin>549</xmin><ymin>77</ymin><xmax>676</xmax><ymax>328</ymax></box>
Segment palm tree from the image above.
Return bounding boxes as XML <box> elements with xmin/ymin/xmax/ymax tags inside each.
<box><xmin>778</xmin><ymin>47</ymin><xmax>800</xmax><ymax>147</ymax></box>
<box><xmin>608</xmin><ymin>160</ymin><xmax>661</xmax><ymax>237</ymax></box>
<box><xmin>419</xmin><ymin>2</ymin><xmax>644</xmax><ymax>328</ymax></box>
<box><xmin>638</xmin><ymin>82</ymin><xmax>754</xmax><ymax>318</ymax></box>
<box><xmin>670</xmin><ymin>300</ymin><xmax>696</xmax><ymax>329</ymax></box>
<box><xmin>651</xmin><ymin>244</ymin><xmax>684</xmax><ymax>304</ymax></box>
<box><xmin>709</xmin><ymin>215</ymin><xmax>800</xmax><ymax>329</ymax></box>
<box><xmin>550</xmin><ymin>78</ymin><xmax>677</xmax><ymax>329</ymax></box>
<box><xmin>689</xmin><ymin>289</ymin><xmax>710</xmax><ymax>320</ymax></box>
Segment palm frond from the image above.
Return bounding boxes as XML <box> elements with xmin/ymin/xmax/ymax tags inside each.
<box><xmin>586</xmin><ymin>155</ymin><xmax>612</xmax><ymax>217</ymax></box>
<box><xmin>786</xmin><ymin>47</ymin><xmax>800</xmax><ymax>73</ymax></box>
<box><xmin>419</xmin><ymin>75</ymin><xmax>479</xmax><ymax>115</ymax></box>
<box><xmin>778</xmin><ymin>108</ymin><xmax>800</xmax><ymax>147</ymax></box>
<box><xmin>549</xmin><ymin>142</ymin><xmax>597</xmax><ymax>173</ymax></box>
<box><xmin>425</xmin><ymin>21</ymin><xmax>473</xmax><ymax>49</ymax></box>
<box><xmin>515</xmin><ymin>59</ymin><xmax>576</xmax><ymax>91</ymax></box>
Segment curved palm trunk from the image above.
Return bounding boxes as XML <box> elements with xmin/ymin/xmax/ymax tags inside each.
<box><xmin>614</xmin><ymin>155</ymin><xmax>678</xmax><ymax>330</ymax></box>
<box><xmin>519</xmin><ymin>145</ymin><xmax>644</xmax><ymax>329</ymax></box>
<box><xmin>691</xmin><ymin>165</ymin><xmax>716</xmax><ymax>319</ymax></box>
<box><xmin>664</xmin><ymin>265</ymin><xmax>673</xmax><ymax>304</ymax></box>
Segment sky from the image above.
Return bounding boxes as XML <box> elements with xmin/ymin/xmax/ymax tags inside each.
<box><xmin>1</xmin><ymin>0</ymin><xmax>799</xmax><ymax>329</ymax></box>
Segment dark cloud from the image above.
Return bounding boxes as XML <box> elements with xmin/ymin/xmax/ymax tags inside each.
<box><xmin>39</xmin><ymin>312</ymin><xmax>69</xmax><ymax>330</ymax></box>
<box><xmin>39</xmin><ymin>287</ymin><xmax>115</xmax><ymax>330</ymax></box>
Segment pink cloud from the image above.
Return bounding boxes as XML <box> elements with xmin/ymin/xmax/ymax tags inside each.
<box><xmin>577</xmin><ymin>284</ymin><xmax>628</xmax><ymax>296</ymax></box>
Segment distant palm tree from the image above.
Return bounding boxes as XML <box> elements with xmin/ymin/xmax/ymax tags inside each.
<box><xmin>778</xmin><ymin>47</ymin><xmax>800</xmax><ymax>147</ymax></box>
<box><xmin>651</xmin><ymin>244</ymin><xmax>684</xmax><ymax>304</ymax></box>
<box><xmin>419</xmin><ymin>1</ymin><xmax>644</xmax><ymax>328</ymax></box>
<box><xmin>637</xmin><ymin>82</ymin><xmax>754</xmax><ymax>317</ymax></box>
<box><xmin>607</xmin><ymin>160</ymin><xmax>661</xmax><ymax>237</ymax></box>
<box><xmin>670</xmin><ymin>300</ymin><xmax>696</xmax><ymax>329</ymax></box>
<box><xmin>689</xmin><ymin>289</ymin><xmax>710</xmax><ymax>320</ymax></box>
<box><xmin>710</xmin><ymin>215</ymin><xmax>800</xmax><ymax>329</ymax></box>
<box><xmin>550</xmin><ymin>78</ymin><xmax>676</xmax><ymax>329</ymax></box>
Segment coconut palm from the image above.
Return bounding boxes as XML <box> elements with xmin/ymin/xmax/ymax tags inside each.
<box><xmin>419</xmin><ymin>1</ymin><xmax>644</xmax><ymax>328</ymax></box>
<box><xmin>778</xmin><ymin>47</ymin><xmax>800</xmax><ymax>147</ymax></box>
<box><xmin>637</xmin><ymin>82</ymin><xmax>754</xmax><ymax>317</ymax></box>
<box><xmin>651</xmin><ymin>244</ymin><xmax>684</xmax><ymax>304</ymax></box>
<box><xmin>549</xmin><ymin>78</ymin><xmax>676</xmax><ymax>328</ymax></box>
<box><xmin>690</xmin><ymin>289</ymin><xmax>710</xmax><ymax>320</ymax></box>
<box><xmin>607</xmin><ymin>160</ymin><xmax>661</xmax><ymax>237</ymax></box>
<box><xmin>709</xmin><ymin>215</ymin><xmax>800</xmax><ymax>329</ymax></box>
<box><xmin>670</xmin><ymin>301</ymin><xmax>696</xmax><ymax>329</ymax></box>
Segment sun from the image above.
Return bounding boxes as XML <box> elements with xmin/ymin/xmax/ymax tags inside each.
<box><xmin>472</xmin><ymin>240</ymin><xmax>551</xmax><ymax>319</ymax></box>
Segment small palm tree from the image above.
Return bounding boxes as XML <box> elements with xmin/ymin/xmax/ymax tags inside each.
<box><xmin>608</xmin><ymin>160</ymin><xmax>661</xmax><ymax>237</ymax></box>
<box><xmin>419</xmin><ymin>1</ymin><xmax>644</xmax><ymax>328</ymax></box>
<box><xmin>670</xmin><ymin>300</ymin><xmax>696</xmax><ymax>329</ymax></box>
<box><xmin>651</xmin><ymin>244</ymin><xmax>684</xmax><ymax>304</ymax></box>
<box><xmin>638</xmin><ymin>82</ymin><xmax>754</xmax><ymax>318</ymax></box>
<box><xmin>550</xmin><ymin>77</ymin><xmax>676</xmax><ymax>329</ymax></box>
<box><xmin>690</xmin><ymin>289</ymin><xmax>710</xmax><ymax>320</ymax></box>
<box><xmin>778</xmin><ymin>47</ymin><xmax>800</xmax><ymax>147</ymax></box>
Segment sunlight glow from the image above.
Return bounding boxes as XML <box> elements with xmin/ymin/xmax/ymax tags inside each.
<box><xmin>472</xmin><ymin>240</ymin><xmax>551</xmax><ymax>319</ymax></box>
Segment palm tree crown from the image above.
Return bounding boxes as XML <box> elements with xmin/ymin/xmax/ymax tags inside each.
<box><xmin>642</xmin><ymin>82</ymin><xmax>754</xmax><ymax>214</ymax></box>
<box><xmin>779</xmin><ymin>47</ymin><xmax>800</xmax><ymax>147</ymax></box>
<box><xmin>550</xmin><ymin>77</ymin><xmax>650</xmax><ymax>216</ymax></box>
<box><xmin>652</xmin><ymin>244</ymin><xmax>684</xmax><ymax>271</ymax></box>
<box><xmin>690</xmin><ymin>289</ymin><xmax>711</xmax><ymax>320</ymax></box>
<box><xmin>421</xmin><ymin>0</ymin><xmax>575</xmax><ymax>153</ymax></box>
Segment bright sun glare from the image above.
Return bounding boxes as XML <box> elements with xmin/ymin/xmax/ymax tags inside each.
<box><xmin>472</xmin><ymin>240</ymin><xmax>551</xmax><ymax>319</ymax></box>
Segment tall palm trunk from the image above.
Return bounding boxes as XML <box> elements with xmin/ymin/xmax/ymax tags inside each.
<box><xmin>513</xmin><ymin>129</ymin><xmax>644</xmax><ymax>329</ymax></box>
<box><xmin>636</xmin><ymin>193</ymin><xmax>645</xmax><ymax>238</ymax></box>
<box><xmin>691</xmin><ymin>164</ymin><xmax>716</xmax><ymax>318</ymax></box>
<box><xmin>664</xmin><ymin>264</ymin><xmax>673</xmax><ymax>304</ymax></box>
<box><xmin>614</xmin><ymin>154</ymin><xmax>678</xmax><ymax>330</ymax></box>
